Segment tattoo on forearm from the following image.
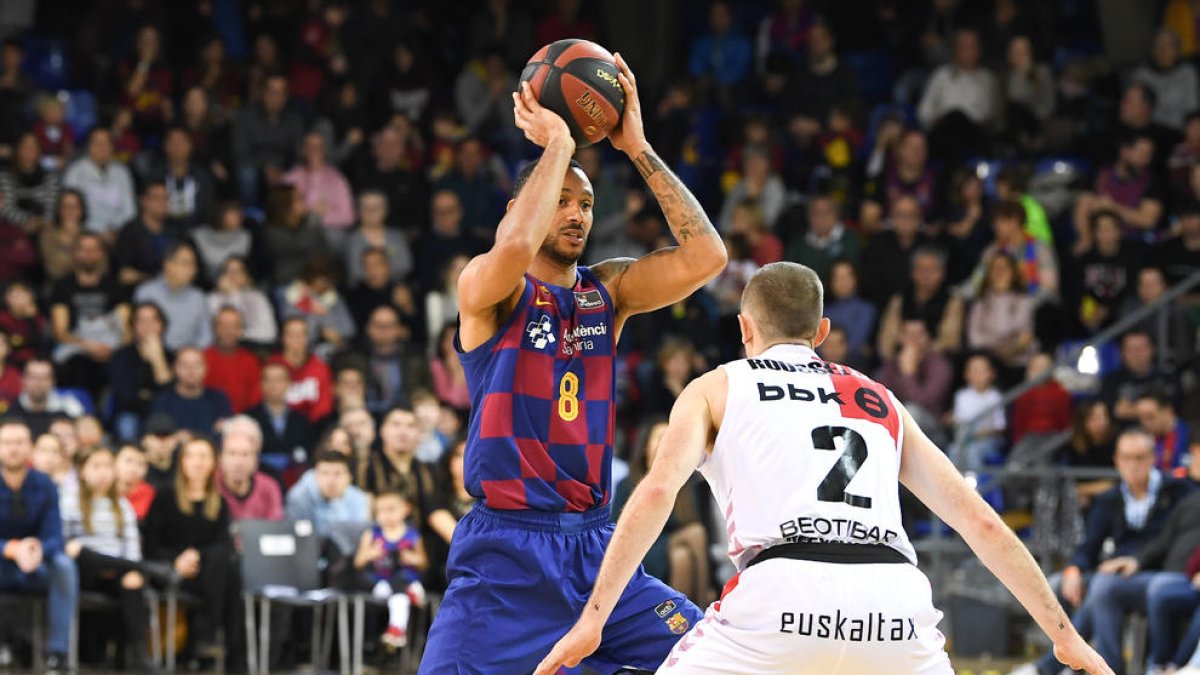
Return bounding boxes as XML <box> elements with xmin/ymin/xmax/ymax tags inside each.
<box><xmin>634</xmin><ymin>150</ymin><xmax>717</xmax><ymax>245</ymax></box>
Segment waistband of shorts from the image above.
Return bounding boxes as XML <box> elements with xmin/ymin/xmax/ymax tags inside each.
<box><xmin>746</xmin><ymin>541</ymin><xmax>912</xmax><ymax>568</ymax></box>
<box><xmin>470</xmin><ymin>503</ymin><xmax>613</xmax><ymax>533</ymax></box>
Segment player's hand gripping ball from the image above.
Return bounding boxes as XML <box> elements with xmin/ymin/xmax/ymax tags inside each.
<box><xmin>519</xmin><ymin>39</ymin><xmax>627</xmax><ymax>147</ymax></box>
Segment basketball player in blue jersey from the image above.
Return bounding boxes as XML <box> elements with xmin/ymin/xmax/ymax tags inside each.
<box><xmin>418</xmin><ymin>55</ymin><xmax>727</xmax><ymax>674</ymax></box>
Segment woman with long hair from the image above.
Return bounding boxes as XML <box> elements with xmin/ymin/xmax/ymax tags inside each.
<box><xmin>429</xmin><ymin>324</ymin><xmax>469</xmax><ymax>411</ymax></box>
<box><xmin>60</xmin><ymin>447</ymin><xmax>156</xmax><ymax>671</ymax></box>
<box><xmin>613</xmin><ymin>420</ymin><xmax>713</xmax><ymax>606</ymax></box>
<box><xmin>967</xmin><ymin>251</ymin><xmax>1038</xmax><ymax>385</ymax></box>
<box><xmin>1064</xmin><ymin>400</ymin><xmax>1118</xmax><ymax>507</ymax></box>
<box><xmin>142</xmin><ymin>437</ymin><xmax>235</xmax><ymax>658</ymax></box>
<box><xmin>38</xmin><ymin>189</ymin><xmax>87</xmax><ymax>282</ymax></box>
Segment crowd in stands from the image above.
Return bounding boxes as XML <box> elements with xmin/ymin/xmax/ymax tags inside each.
<box><xmin>0</xmin><ymin>0</ymin><xmax>1196</xmax><ymax>672</ymax></box>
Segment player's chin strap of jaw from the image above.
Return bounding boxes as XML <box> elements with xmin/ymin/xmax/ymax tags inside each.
<box><xmin>746</xmin><ymin>541</ymin><xmax>911</xmax><ymax>568</ymax></box>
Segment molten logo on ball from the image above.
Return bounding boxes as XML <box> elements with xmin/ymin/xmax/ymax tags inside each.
<box><xmin>575</xmin><ymin>90</ymin><xmax>609</xmax><ymax>128</ymax></box>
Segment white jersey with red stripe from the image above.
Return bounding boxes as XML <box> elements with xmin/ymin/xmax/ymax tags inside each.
<box><xmin>700</xmin><ymin>343</ymin><xmax>916</xmax><ymax>572</ymax></box>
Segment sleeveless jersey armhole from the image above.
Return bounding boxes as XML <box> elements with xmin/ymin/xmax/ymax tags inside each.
<box><xmin>457</xmin><ymin>276</ymin><xmax>534</xmax><ymax>364</ymax></box>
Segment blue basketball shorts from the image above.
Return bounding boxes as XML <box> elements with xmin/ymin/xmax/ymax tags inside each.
<box><xmin>418</xmin><ymin>504</ymin><xmax>704</xmax><ymax>674</ymax></box>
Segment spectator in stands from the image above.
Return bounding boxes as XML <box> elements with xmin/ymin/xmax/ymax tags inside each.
<box><xmin>410</xmin><ymin>390</ymin><xmax>449</xmax><ymax>464</ymax></box>
<box><xmin>432</xmin><ymin>137</ymin><xmax>507</xmax><ymax>234</ymax></box>
<box><xmin>858</xmin><ymin>195</ymin><xmax>934</xmax><ymax>308</ymax></box>
<box><xmin>352</xmin><ymin>490</ymin><xmax>428</xmax><ymax>649</ymax></box>
<box><xmin>726</xmin><ymin>200</ymin><xmax>782</xmax><ymax>267</ymax></box>
<box><xmin>424</xmin><ymin>253</ymin><xmax>468</xmax><ymax>348</ymax></box>
<box><xmin>31</xmin><ymin>432</ymin><xmax>70</xmax><ymax>488</ymax></box>
<box><xmin>0</xmin><ymin>132</ymin><xmax>58</xmax><ymax>231</ymax></box>
<box><xmin>60</xmin><ymin>446</ymin><xmax>156</xmax><ymax>671</ymax></box>
<box><xmin>270</xmin><ymin>317</ymin><xmax>333</xmax><ymax>424</ymax></box>
<box><xmin>142</xmin><ymin>436</ymin><xmax>236</xmax><ymax>659</ymax></box>
<box><xmin>285</xmin><ymin>450</ymin><xmax>370</xmax><ymax>536</ymax></box>
<box><xmin>417</xmin><ymin>190</ymin><xmax>485</xmax><ymax>291</ymax></box>
<box><xmin>1061</xmin><ymin>399</ymin><xmax>1118</xmax><ymax>507</ymax></box>
<box><xmin>453</xmin><ymin>47</ymin><xmax>518</xmax><ymax>159</ymax></box>
<box><xmin>344</xmin><ymin>191</ymin><xmax>412</xmax><ymax>287</ymax></box>
<box><xmin>114</xmin><ymin>181</ymin><xmax>175</xmax><ymax>286</ymax></box>
<box><xmin>1102</xmin><ymin>330</ymin><xmax>1177</xmax><ymax>427</ymax></box>
<box><xmin>877</xmin><ymin>246</ymin><xmax>963</xmax><ymax>358</ymax></box>
<box><xmin>967</xmin><ymin>200</ymin><xmax>1059</xmax><ymax>302</ymax></box>
<box><xmin>1073</xmin><ymin>210</ymin><xmax>1140</xmax><ymax>334</ymax></box>
<box><xmin>718</xmin><ymin>146</ymin><xmax>786</xmax><ymax>234</ymax></box>
<box><xmin>148</xmin><ymin>126</ymin><xmax>215</xmax><ymax>233</ymax></box>
<box><xmin>0</xmin><ymin>39</ymin><xmax>30</xmax><ymax>158</ymax></box>
<box><xmin>994</xmin><ymin>166</ymin><xmax>1053</xmax><ymax>246</ymax></box>
<box><xmin>231</xmin><ymin>74</ymin><xmax>304</xmax><ymax>206</ymax></box>
<box><xmin>816</xmin><ymin>325</ymin><xmax>849</xmax><ymax>365</ymax></box>
<box><xmin>115</xmin><ymin>443</ymin><xmax>154</xmax><ymax>521</ymax></box>
<box><xmin>108</xmin><ymin>302</ymin><xmax>173</xmax><ymax>442</ymax></box>
<box><xmin>1150</xmin><ymin>201</ymin><xmax>1200</xmax><ymax>287</ymax></box>
<box><xmin>1112</xmin><ymin>83</ymin><xmax>1176</xmax><ymax>172</ymax></box>
<box><xmin>13</xmin><ymin>359</ymin><xmax>87</xmax><ymax>437</ymax></box>
<box><xmin>949</xmin><ymin>354</ymin><xmax>1006</xmax><ymax>471</ymax></box>
<box><xmin>1135</xmin><ymin>390</ymin><xmax>1192</xmax><ymax>473</ymax></box>
<box><xmin>878</xmin><ymin>130</ymin><xmax>937</xmax><ymax>216</ymax></box>
<box><xmin>39</xmin><ymin>189</ymin><xmax>86</xmax><ymax>283</ymax></box>
<box><xmin>361</xmin><ymin>305</ymin><xmax>428</xmax><ymax>414</ymax></box>
<box><xmin>191</xmin><ymin>201</ymin><xmax>253</xmax><ymax>281</ymax></box>
<box><xmin>1091</xmin><ymin>486</ymin><xmax>1200</xmax><ymax>672</ymax></box>
<box><xmin>62</xmin><ymin>128</ymin><xmax>137</xmax><ymax>239</ymax></box>
<box><xmin>0</xmin><ymin>334</ymin><xmax>22</xmax><ymax>406</ymax></box>
<box><xmin>1002</xmin><ymin>35</ymin><xmax>1055</xmax><ymax>154</ymax></box>
<box><xmin>283</xmin><ymin>130</ymin><xmax>356</xmax><ymax>248</ymax></box>
<box><xmin>248</xmin><ymin>362</ymin><xmax>314</xmax><ymax>467</ymax></box>
<box><xmin>1018</xmin><ymin>429</ymin><xmax>1191</xmax><ymax>675</ymax></box>
<box><xmin>1120</xmin><ymin>266</ymin><xmax>1196</xmax><ymax>369</ymax></box>
<box><xmin>204</xmin><ymin>307</ymin><xmax>261</xmax><ymax>413</ymax></box>
<box><xmin>1169</xmin><ymin>114</ymin><xmax>1200</xmax><ymax>197</ymax></box>
<box><xmin>263</xmin><ymin>184</ymin><xmax>328</xmax><ymax>286</ymax></box>
<box><xmin>1133</xmin><ymin>29</ymin><xmax>1199</xmax><ymax>132</ymax></box>
<box><xmin>430</xmin><ymin>325</ymin><xmax>469</xmax><ymax>412</ymax></box>
<box><xmin>875</xmin><ymin>319</ymin><xmax>954</xmax><ymax>444</ymax></box>
<box><xmin>207</xmin><ymin>256</ymin><xmax>277</xmax><ymax>348</ymax></box>
<box><xmin>779</xmin><ymin>20</ymin><xmax>858</xmax><ymax>145</ymax></box>
<box><xmin>279</xmin><ymin>257</ymin><xmax>356</xmax><ymax>355</ymax></box>
<box><xmin>940</xmin><ymin>170</ymin><xmax>992</xmax><ymax>286</ymax></box>
<box><xmin>1009</xmin><ymin>352</ymin><xmax>1073</xmax><ymax>450</ymax></box>
<box><xmin>178</xmin><ymin>86</ymin><xmax>231</xmax><ymax>189</ymax></box>
<box><xmin>918</xmin><ymin>29</ymin><xmax>999</xmax><ymax>162</ymax></box>
<box><xmin>50</xmin><ymin>233</ymin><xmax>128</xmax><ymax>398</ymax></box>
<box><xmin>134</xmin><ymin>241</ymin><xmax>212</xmax><ymax>350</ymax></box>
<box><xmin>966</xmin><ymin>251</ymin><xmax>1038</xmax><ymax>381</ymax></box>
<box><xmin>0</xmin><ymin>280</ymin><xmax>48</xmax><ymax>369</ymax></box>
<box><xmin>215</xmin><ymin>415</ymin><xmax>282</xmax><ymax>521</ymax></box>
<box><xmin>641</xmin><ymin>339</ymin><xmax>703</xmax><ymax>420</ymax></box>
<box><xmin>365</xmin><ymin>406</ymin><xmax>441</xmax><ymax>527</ymax></box>
<box><xmin>0</xmin><ymin>420</ymin><xmax>77</xmax><ymax>672</ymax></box>
<box><xmin>689</xmin><ymin>0</ymin><xmax>753</xmax><ymax>90</ymax></box>
<box><xmin>138</xmin><ymin>413</ymin><xmax>180</xmax><ymax>491</ymax></box>
<box><xmin>353</xmin><ymin>125</ymin><xmax>430</xmax><ymax>233</ymax></box>
<box><xmin>784</xmin><ymin>194</ymin><xmax>857</xmax><ymax>283</ymax></box>
<box><xmin>1074</xmin><ymin>133</ymin><xmax>1165</xmax><ymax>253</ymax></box>
<box><xmin>119</xmin><ymin>25</ymin><xmax>172</xmax><ymax>137</ymax></box>
<box><xmin>345</xmin><ymin>247</ymin><xmax>405</xmax><ymax>330</ymax></box>
<box><xmin>150</xmin><ymin>347</ymin><xmax>232</xmax><ymax>436</ymax></box>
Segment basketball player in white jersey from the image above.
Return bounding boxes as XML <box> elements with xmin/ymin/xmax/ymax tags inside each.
<box><xmin>535</xmin><ymin>262</ymin><xmax>1112</xmax><ymax>675</ymax></box>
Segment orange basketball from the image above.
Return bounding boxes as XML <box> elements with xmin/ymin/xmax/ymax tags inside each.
<box><xmin>519</xmin><ymin>39</ymin><xmax>626</xmax><ymax>148</ymax></box>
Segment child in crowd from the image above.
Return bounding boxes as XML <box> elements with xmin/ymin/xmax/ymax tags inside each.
<box><xmin>950</xmin><ymin>354</ymin><xmax>1007</xmax><ymax>472</ymax></box>
<box><xmin>411</xmin><ymin>389</ymin><xmax>448</xmax><ymax>464</ymax></box>
<box><xmin>32</xmin><ymin>432</ymin><xmax>73</xmax><ymax>486</ymax></box>
<box><xmin>116</xmin><ymin>443</ymin><xmax>156</xmax><ymax>520</ymax></box>
<box><xmin>32</xmin><ymin>94</ymin><xmax>74</xmax><ymax>170</ymax></box>
<box><xmin>61</xmin><ymin>446</ymin><xmax>155</xmax><ymax>671</ymax></box>
<box><xmin>353</xmin><ymin>490</ymin><xmax>427</xmax><ymax>649</ymax></box>
<box><xmin>0</xmin><ymin>281</ymin><xmax>49</xmax><ymax>368</ymax></box>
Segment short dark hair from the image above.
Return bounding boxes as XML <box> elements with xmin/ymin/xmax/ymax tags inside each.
<box><xmin>513</xmin><ymin>158</ymin><xmax>585</xmax><ymax>198</ymax></box>
<box><xmin>314</xmin><ymin>450</ymin><xmax>351</xmax><ymax>469</ymax></box>
<box><xmin>993</xmin><ymin>200</ymin><xmax>1026</xmax><ymax>225</ymax></box>
<box><xmin>741</xmin><ymin>262</ymin><xmax>823</xmax><ymax>342</ymax></box>
<box><xmin>132</xmin><ymin>301</ymin><xmax>168</xmax><ymax>333</ymax></box>
<box><xmin>1135</xmin><ymin>389</ymin><xmax>1174</xmax><ymax>410</ymax></box>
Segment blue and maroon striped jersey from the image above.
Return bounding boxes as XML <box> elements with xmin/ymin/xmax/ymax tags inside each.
<box><xmin>458</xmin><ymin>266</ymin><xmax>616</xmax><ymax>512</ymax></box>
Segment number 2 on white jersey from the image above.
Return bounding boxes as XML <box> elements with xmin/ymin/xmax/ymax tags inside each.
<box><xmin>811</xmin><ymin>426</ymin><xmax>871</xmax><ymax>509</ymax></box>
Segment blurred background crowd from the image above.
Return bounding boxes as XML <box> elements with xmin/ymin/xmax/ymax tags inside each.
<box><xmin>0</xmin><ymin>0</ymin><xmax>1197</xmax><ymax>672</ymax></box>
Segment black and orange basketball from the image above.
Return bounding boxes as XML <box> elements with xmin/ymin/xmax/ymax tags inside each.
<box><xmin>519</xmin><ymin>39</ymin><xmax>626</xmax><ymax>147</ymax></box>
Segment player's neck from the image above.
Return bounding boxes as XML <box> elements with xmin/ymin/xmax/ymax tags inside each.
<box><xmin>754</xmin><ymin>339</ymin><xmax>814</xmax><ymax>356</ymax></box>
<box><xmin>529</xmin><ymin>255</ymin><xmax>578</xmax><ymax>288</ymax></box>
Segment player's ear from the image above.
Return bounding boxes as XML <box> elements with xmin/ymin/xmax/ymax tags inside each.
<box><xmin>811</xmin><ymin>317</ymin><xmax>832</xmax><ymax>349</ymax></box>
<box><xmin>737</xmin><ymin>313</ymin><xmax>753</xmax><ymax>348</ymax></box>
<box><xmin>505</xmin><ymin>198</ymin><xmax>515</xmax><ymax>213</ymax></box>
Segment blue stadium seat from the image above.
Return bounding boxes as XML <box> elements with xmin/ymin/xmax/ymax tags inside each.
<box><xmin>62</xmin><ymin>90</ymin><xmax>98</xmax><ymax>139</ymax></box>
<box><xmin>843</xmin><ymin>51</ymin><xmax>896</xmax><ymax>104</ymax></box>
<box><xmin>21</xmin><ymin>37</ymin><xmax>72</xmax><ymax>91</ymax></box>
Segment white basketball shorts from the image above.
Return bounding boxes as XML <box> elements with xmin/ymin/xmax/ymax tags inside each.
<box><xmin>659</xmin><ymin>558</ymin><xmax>953</xmax><ymax>674</ymax></box>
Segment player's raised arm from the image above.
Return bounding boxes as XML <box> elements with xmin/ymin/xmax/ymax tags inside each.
<box><xmin>592</xmin><ymin>54</ymin><xmax>727</xmax><ymax>324</ymax></box>
<box><xmin>897</xmin><ymin>404</ymin><xmax>1114</xmax><ymax>675</ymax></box>
<box><xmin>534</xmin><ymin>371</ymin><xmax>722</xmax><ymax>675</ymax></box>
<box><xmin>456</xmin><ymin>83</ymin><xmax>575</xmax><ymax>318</ymax></box>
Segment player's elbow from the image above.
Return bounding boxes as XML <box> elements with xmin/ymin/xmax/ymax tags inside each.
<box><xmin>691</xmin><ymin>236</ymin><xmax>728</xmax><ymax>280</ymax></box>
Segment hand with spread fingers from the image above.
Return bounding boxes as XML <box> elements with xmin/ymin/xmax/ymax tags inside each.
<box><xmin>512</xmin><ymin>81</ymin><xmax>573</xmax><ymax>150</ymax></box>
<box><xmin>607</xmin><ymin>52</ymin><xmax>647</xmax><ymax>155</ymax></box>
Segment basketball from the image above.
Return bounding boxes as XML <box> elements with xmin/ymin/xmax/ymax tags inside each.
<box><xmin>519</xmin><ymin>39</ymin><xmax>626</xmax><ymax>147</ymax></box>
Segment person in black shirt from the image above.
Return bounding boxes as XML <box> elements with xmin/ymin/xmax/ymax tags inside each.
<box><xmin>1149</xmin><ymin>202</ymin><xmax>1200</xmax><ymax>288</ymax></box>
<box><xmin>1101</xmin><ymin>330</ymin><xmax>1178</xmax><ymax>427</ymax></box>
<box><xmin>1071</xmin><ymin>210</ymin><xmax>1143</xmax><ymax>334</ymax></box>
<box><xmin>107</xmin><ymin>302</ymin><xmax>173</xmax><ymax>443</ymax></box>
<box><xmin>48</xmin><ymin>233</ymin><xmax>130</xmax><ymax>402</ymax></box>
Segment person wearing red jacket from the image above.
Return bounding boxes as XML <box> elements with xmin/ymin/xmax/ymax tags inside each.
<box><xmin>267</xmin><ymin>317</ymin><xmax>333</xmax><ymax>424</ymax></box>
<box><xmin>203</xmin><ymin>306</ymin><xmax>262</xmax><ymax>413</ymax></box>
<box><xmin>1010</xmin><ymin>353</ymin><xmax>1073</xmax><ymax>444</ymax></box>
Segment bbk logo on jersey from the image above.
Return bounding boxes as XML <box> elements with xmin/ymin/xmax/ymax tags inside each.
<box><xmin>526</xmin><ymin>315</ymin><xmax>557</xmax><ymax>350</ymax></box>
